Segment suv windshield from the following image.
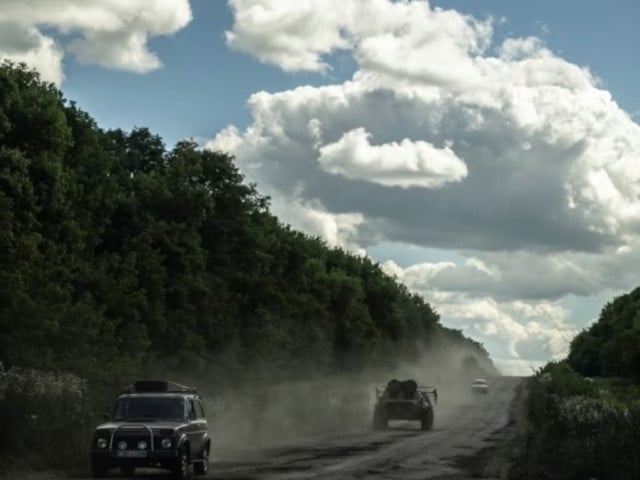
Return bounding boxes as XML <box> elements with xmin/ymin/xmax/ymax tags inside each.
<box><xmin>113</xmin><ymin>397</ymin><xmax>185</xmax><ymax>421</ymax></box>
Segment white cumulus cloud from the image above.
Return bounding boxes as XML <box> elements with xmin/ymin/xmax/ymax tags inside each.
<box><xmin>213</xmin><ymin>0</ymin><xmax>640</xmax><ymax>373</ymax></box>
<box><xmin>0</xmin><ymin>0</ymin><xmax>192</xmax><ymax>84</ymax></box>
<box><xmin>215</xmin><ymin>0</ymin><xmax>640</xmax><ymax>254</ymax></box>
<box><xmin>226</xmin><ymin>0</ymin><xmax>351</xmax><ymax>72</ymax></box>
<box><xmin>226</xmin><ymin>0</ymin><xmax>492</xmax><ymax>85</ymax></box>
<box><xmin>382</xmin><ymin>259</ymin><xmax>579</xmax><ymax>369</ymax></box>
<box><xmin>0</xmin><ymin>24</ymin><xmax>64</xmax><ymax>84</ymax></box>
<box><xmin>318</xmin><ymin>128</ymin><xmax>468</xmax><ymax>188</ymax></box>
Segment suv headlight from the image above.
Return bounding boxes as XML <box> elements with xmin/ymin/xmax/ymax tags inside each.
<box><xmin>96</xmin><ymin>438</ymin><xmax>107</xmax><ymax>449</ymax></box>
<box><xmin>161</xmin><ymin>438</ymin><xmax>172</xmax><ymax>449</ymax></box>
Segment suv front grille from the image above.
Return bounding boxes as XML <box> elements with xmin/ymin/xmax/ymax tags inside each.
<box><xmin>110</xmin><ymin>425</ymin><xmax>154</xmax><ymax>451</ymax></box>
<box><xmin>112</xmin><ymin>434</ymin><xmax>150</xmax><ymax>450</ymax></box>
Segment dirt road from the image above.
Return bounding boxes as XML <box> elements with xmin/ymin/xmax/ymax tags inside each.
<box><xmin>28</xmin><ymin>377</ymin><xmax>521</xmax><ymax>480</ymax></box>
<box><xmin>207</xmin><ymin>376</ymin><xmax>524</xmax><ymax>480</ymax></box>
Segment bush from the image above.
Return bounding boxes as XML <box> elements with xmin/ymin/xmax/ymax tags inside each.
<box><xmin>512</xmin><ymin>363</ymin><xmax>640</xmax><ymax>480</ymax></box>
<box><xmin>0</xmin><ymin>367</ymin><xmax>94</xmax><ymax>471</ymax></box>
<box><xmin>540</xmin><ymin>361</ymin><xmax>598</xmax><ymax>397</ymax></box>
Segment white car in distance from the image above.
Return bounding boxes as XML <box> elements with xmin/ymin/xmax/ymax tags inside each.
<box><xmin>471</xmin><ymin>378</ymin><xmax>489</xmax><ymax>394</ymax></box>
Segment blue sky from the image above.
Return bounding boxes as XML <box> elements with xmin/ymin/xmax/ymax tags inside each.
<box><xmin>60</xmin><ymin>1</ymin><xmax>357</xmax><ymax>147</ymax></box>
<box><xmin>2</xmin><ymin>0</ymin><xmax>639</xmax><ymax>374</ymax></box>
<box><xmin>59</xmin><ymin>0</ymin><xmax>639</xmax><ymax>147</ymax></box>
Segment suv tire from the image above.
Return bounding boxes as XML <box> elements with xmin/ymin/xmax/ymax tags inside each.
<box><xmin>91</xmin><ymin>460</ymin><xmax>109</xmax><ymax>478</ymax></box>
<box><xmin>193</xmin><ymin>442</ymin><xmax>209</xmax><ymax>475</ymax></box>
<box><xmin>121</xmin><ymin>465</ymin><xmax>135</xmax><ymax>477</ymax></box>
<box><xmin>173</xmin><ymin>445</ymin><xmax>190</xmax><ymax>480</ymax></box>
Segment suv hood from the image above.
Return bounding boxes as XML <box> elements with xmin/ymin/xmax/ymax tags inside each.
<box><xmin>95</xmin><ymin>421</ymin><xmax>183</xmax><ymax>431</ymax></box>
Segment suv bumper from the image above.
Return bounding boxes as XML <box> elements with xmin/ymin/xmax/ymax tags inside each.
<box><xmin>92</xmin><ymin>449</ymin><xmax>178</xmax><ymax>467</ymax></box>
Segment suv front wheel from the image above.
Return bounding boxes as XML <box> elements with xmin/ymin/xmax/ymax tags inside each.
<box><xmin>121</xmin><ymin>465</ymin><xmax>135</xmax><ymax>477</ymax></box>
<box><xmin>193</xmin><ymin>442</ymin><xmax>209</xmax><ymax>475</ymax></box>
<box><xmin>91</xmin><ymin>459</ymin><xmax>108</xmax><ymax>478</ymax></box>
<box><xmin>173</xmin><ymin>445</ymin><xmax>190</xmax><ymax>480</ymax></box>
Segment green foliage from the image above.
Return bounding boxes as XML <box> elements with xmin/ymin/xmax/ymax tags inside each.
<box><xmin>512</xmin><ymin>362</ymin><xmax>640</xmax><ymax>480</ymax></box>
<box><xmin>512</xmin><ymin>287</ymin><xmax>640</xmax><ymax>480</ymax></box>
<box><xmin>0</xmin><ymin>62</ymin><xmax>496</xmax><ymax>471</ymax></box>
<box><xmin>568</xmin><ymin>286</ymin><xmax>640</xmax><ymax>380</ymax></box>
<box><xmin>594</xmin><ymin>377</ymin><xmax>640</xmax><ymax>407</ymax></box>
<box><xmin>0</xmin><ymin>367</ymin><xmax>94</xmax><ymax>471</ymax></box>
<box><xmin>0</xmin><ymin>62</ymin><xmax>492</xmax><ymax>385</ymax></box>
<box><xmin>539</xmin><ymin>361</ymin><xmax>598</xmax><ymax>398</ymax></box>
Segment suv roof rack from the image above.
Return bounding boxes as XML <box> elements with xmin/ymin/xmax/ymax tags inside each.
<box><xmin>126</xmin><ymin>380</ymin><xmax>198</xmax><ymax>394</ymax></box>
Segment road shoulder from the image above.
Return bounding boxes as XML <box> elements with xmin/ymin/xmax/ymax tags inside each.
<box><xmin>452</xmin><ymin>377</ymin><xmax>530</xmax><ymax>480</ymax></box>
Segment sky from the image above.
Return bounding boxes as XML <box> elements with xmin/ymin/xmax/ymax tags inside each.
<box><xmin>1</xmin><ymin>0</ymin><xmax>639</xmax><ymax>375</ymax></box>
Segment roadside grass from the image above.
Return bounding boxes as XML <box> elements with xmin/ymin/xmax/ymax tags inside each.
<box><xmin>511</xmin><ymin>362</ymin><xmax>640</xmax><ymax>480</ymax></box>
<box><xmin>0</xmin><ymin>367</ymin><xmax>94</xmax><ymax>474</ymax></box>
<box><xmin>592</xmin><ymin>376</ymin><xmax>640</xmax><ymax>406</ymax></box>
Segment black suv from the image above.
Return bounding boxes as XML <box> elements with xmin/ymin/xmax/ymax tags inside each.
<box><xmin>91</xmin><ymin>380</ymin><xmax>210</xmax><ymax>479</ymax></box>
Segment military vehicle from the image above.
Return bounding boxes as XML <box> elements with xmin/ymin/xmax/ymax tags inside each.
<box><xmin>373</xmin><ymin>379</ymin><xmax>437</xmax><ymax>431</ymax></box>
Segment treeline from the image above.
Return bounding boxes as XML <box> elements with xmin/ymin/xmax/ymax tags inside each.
<box><xmin>568</xmin><ymin>286</ymin><xmax>640</xmax><ymax>380</ymax></box>
<box><xmin>0</xmin><ymin>61</ymin><xmax>492</xmax><ymax>390</ymax></box>
<box><xmin>511</xmin><ymin>286</ymin><xmax>640</xmax><ymax>480</ymax></box>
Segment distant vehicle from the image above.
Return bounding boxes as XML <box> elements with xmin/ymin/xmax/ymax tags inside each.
<box><xmin>471</xmin><ymin>378</ymin><xmax>489</xmax><ymax>394</ymax></box>
<box><xmin>373</xmin><ymin>379</ymin><xmax>437</xmax><ymax>431</ymax></box>
<box><xmin>90</xmin><ymin>380</ymin><xmax>210</xmax><ymax>479</ymax></box>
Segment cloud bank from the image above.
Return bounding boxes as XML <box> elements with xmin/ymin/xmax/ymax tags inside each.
<box><xmin>0</xmin><ymin>0</ymin><xmax>192</xmax><ymax>84</ymax></box>
<box><xmin>210</xmin><ymin>0</ymin><xmax>640</xmax><ymax>372</ymax></box>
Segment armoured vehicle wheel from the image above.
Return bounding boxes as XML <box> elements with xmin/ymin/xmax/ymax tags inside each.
<box><xmin>173</xmin><ymin>445</ymin><xmax>190</xmax><ymax>480</ymax></box>
<box><xmin>373</xmin><ymin>408</ymin><xmax>388</xmax><ymax>429</ymax></box>
<box><xmin>420</xmin><ymin>409</ymin><xmax>434</xmax><ymax>431</ymax></box>
<box><xmin>193</xmin><ymin>442</ymin><xmax>209</xmax><ymax>475</ymax></box>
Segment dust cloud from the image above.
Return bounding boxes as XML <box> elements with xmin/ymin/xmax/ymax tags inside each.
<box><xmin>185</xmin><ymin>341</ymin><xmax>498</xmax><ymax>457</ymax></box>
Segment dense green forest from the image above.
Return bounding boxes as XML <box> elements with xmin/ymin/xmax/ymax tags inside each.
<box><xmin>568</xmin><ymin>286</ymin><xmax>640</xmax><ymax>380</ymax></box>
<box><xmin>0</xmin><ymin>61</ymin><xmax>492</xmax><ymax>390</ymax></box>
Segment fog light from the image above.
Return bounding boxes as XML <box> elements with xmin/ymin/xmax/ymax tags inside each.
<box><xmin>118</xmin><ymin>441</ymin><xmax>127</xmax><ymax>450</ymax></box>
<box><xmin>96</xmin><ymin>438</ymin><xmax>107</xmax><ymax>449</ymax></box>
<box><xmin>161</xmin><ymin>438</ymin><xmax>172</xmax><ymax>449</ymax></box>
<box><xmin>137</xmin><ymin>440</ymin><xmax>148</xmax><ymax>450</ymax></box>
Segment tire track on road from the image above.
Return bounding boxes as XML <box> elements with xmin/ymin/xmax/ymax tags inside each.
<box><xmin>208</xmin><ymin>377</ymin><xmax>522</xmax><ymax>480</ymax></box>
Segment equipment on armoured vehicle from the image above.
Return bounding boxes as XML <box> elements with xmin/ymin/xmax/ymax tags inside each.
<box><xmin>373</xmin><ymin>379</ymin><xmax>437</xmax><ymax>431</ymax></box>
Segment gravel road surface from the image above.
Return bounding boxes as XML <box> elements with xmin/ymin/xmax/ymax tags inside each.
<box><xmin>206</xmin><ymin>376</ymin><xmax>523</xmax><ymax>480</ymax></box>
<box><xmin>26</xmin><ymin>377</ymin><xmax>522</xmax><ymax>480</ymax></box>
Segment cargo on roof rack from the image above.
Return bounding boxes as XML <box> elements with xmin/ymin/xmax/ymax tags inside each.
<box><xmin>126</xmin><ymin>380</ymin><xmax>198</xmax><ymax>394</ymax></box>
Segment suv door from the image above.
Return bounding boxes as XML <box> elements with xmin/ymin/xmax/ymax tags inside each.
<box><xmin>186</xmin><ymin>399</ymin><xmax>206</xmax><ymax>456</ymax></box>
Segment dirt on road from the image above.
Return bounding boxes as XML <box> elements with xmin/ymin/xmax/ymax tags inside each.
<box><xmin>11</xmin><ymin>376</ymin><xmax>525</xmax><ymax>480</ymax></box>
<box><xmin>206</xmin><ymin>376</ymin><xmax>526</xmax><ymax>480</ymax></box>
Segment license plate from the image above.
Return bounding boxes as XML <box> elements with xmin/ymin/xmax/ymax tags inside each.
<box><xmin>117</xmin><ymin>451</ymin><xmax>147</xmax><ymax>458</ymax></box>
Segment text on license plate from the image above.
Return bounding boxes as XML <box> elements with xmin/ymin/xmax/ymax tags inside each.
<box><xmin>117</xmin><ymin>451</ymin><xmax>147</xmax><ymax>458</ymax></box>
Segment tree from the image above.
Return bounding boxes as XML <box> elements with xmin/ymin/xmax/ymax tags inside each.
<box><xmin>0</xmin><ymin>61</ymin><xmax>496</xmax><ymax>384</ymax></box>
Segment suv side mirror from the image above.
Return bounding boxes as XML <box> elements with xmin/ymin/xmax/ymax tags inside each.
<box><xmin>103</xmin><ymin>413</ymin><xmax>110</xmax><ymax>421</ymax></box>
<box><xmin>188</xmin><ymin>410</ymin><xmax>196</xmax><ymax>420</ymax></box>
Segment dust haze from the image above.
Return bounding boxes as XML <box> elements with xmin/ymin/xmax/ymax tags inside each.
<box><xmin>185</xmin><ymin>342</ymin><xmax>498</xmax><ymax>459</ymax></box>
